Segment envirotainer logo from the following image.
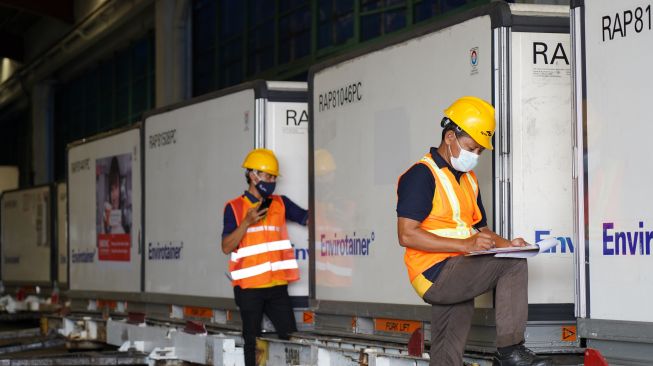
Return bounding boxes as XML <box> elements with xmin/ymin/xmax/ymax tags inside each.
<box><xmin>71</xmin><ymin>249</ymin><xmax>96</xmax><ymax>263</ymax></box>
<box><xmin>319</xmin><ymin>231</ymin><xmax>375</xmax><ymax>256</ymax></box>
<box><xmin>603</xmin><ymin>222</ymin><xmax>653</xmax><ymax>256</ymax></box>
<box><xmin>148</xmin><ymin>241</ymin><xmax>184</xmax><ymax>260</ymax></box>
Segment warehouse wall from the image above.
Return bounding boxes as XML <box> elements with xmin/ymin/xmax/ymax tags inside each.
<box><xmin>0</xmin><ymin>0</ymin><xmax>564</xmax><ymax>186</ymax></box>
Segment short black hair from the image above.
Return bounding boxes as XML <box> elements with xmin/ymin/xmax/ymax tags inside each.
<box><xmin>440</xmin><ymin>117</ymin><xmax>469</xmax><ymax>141</ymax></box>
<box><xmin>245</xmin><ymin>169</ymin><xmax>252</xmax><ymax>184</ymax></box>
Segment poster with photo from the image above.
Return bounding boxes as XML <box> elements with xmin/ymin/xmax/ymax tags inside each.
<box><xmin>96</xmin><ymin>153</ymin><xmax>132</xmax><ymax>261</ymax></box>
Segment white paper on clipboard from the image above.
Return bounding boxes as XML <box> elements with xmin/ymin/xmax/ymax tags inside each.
<box><xmin>466</xmin><ymin>237</ymin><xmax>559</xmax><ymax>258</ymax></box>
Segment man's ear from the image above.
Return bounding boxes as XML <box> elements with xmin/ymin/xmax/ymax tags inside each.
<box><xmin>250</xmin><ymin>170</ymin><xmax>260</xmax><ymax>183</ymax></box>
<box><xmin>443</xmin><ymin>130</ymin><xmax>454</xmax><ymax>144</ymax></box>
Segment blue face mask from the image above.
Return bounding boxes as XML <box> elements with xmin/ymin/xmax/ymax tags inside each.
<box><xmin>254</xmin><ymin>173</ymin><xmax>276</xmax><ymax>199</ymax></box>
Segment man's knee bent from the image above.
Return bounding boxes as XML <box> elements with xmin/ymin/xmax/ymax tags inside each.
<box><xmin>502</xmin><ymin>258</ymin><xmax>527</xmax><ymax>275</ymax></box>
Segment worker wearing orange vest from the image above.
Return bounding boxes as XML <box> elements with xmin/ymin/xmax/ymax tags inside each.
<box><xmin>396</xmin><ymin>97</ymin><xmax>553</xmax><ymax>366</ymax></box>
<box><xmin>222</xmin><ymin>148</ymin><xmax>307</xmax><ymax>366</ymax></box>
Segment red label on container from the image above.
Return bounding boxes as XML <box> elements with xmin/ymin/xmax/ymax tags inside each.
<box><xmin>183</xmin><ymin>306</ymin><xmax>212</xmax><ymax>319</ymax></box>
<box><xmin>374</xmin><ymin>318</ymin><xmax>422</xmax><ymax>334</ymax></box>
<box><xmin>97</xmin><ymin>300</ymin><xmax>117</xmax><ymax>310</ymax></box>
<box><xmin>98</xmin><ymin>233</ymin><xmax>131</xmax><ymax>261</ymax></box>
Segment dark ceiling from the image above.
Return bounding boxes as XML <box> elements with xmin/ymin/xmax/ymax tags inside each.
<box><xmin>0</xmin><ymin>0</ymin><xmax>74</xmax><ymax>62</ymax></box>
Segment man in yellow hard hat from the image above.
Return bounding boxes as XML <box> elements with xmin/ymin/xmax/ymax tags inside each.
<box><xmin>221</xmin><ymin>148</ymin><xmax>308</xmax><ymax>366</ymax></box>
<box><xmin>396</xmin><ymin>97</ymin><xmax>553</xmax><ymax>366</ymax></box>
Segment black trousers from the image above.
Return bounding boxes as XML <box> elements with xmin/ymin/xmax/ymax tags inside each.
<box><xmin>234</xmin><ymin>284</ymin><xmax>297</xmax><ymax>366</ymax></box>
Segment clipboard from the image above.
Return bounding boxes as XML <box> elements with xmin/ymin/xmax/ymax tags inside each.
<box><xmin>466</xmin><ymin>237</ymin><xmax>559</xmax><ymax>258</ymax></box>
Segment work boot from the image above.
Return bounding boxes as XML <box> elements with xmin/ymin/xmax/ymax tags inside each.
<box><xmin>493</xmin><ymin>345</ymin><xmax>555</xmax><ymax>366</ymax></box>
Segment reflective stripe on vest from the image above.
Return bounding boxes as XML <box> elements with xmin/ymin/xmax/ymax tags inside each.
<box><xmin>230</xmin><ymin>239</ymin><xmax>293</xmax><ymax>262</ymax></box>
<box><xmin>420</xmin><ymin>156</ymin><xmax>473</xmax><ymax>237</ymax></box>
<box><xmin>246</xmin><ymin>225</ymin><xmax>281</xmax><ymax>233</ymax></box>
<box><xmin>230</xmin><ymin>259</ymin><xmax>299</xmax><ymax>281</ymax></box>
<box><xmin>427</xmin><ymin>227</ymin><xmax>473</xmax><ymax>239</ymax></box>
<box><xmin>466</xmin><ymin>173</ymin><xmax>478</xmax><ymax>196</ymax></box>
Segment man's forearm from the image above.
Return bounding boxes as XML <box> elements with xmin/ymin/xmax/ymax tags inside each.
<box><xmin>221</xmin><ymin>224</ymin><xmax>248</xmax><ymax>254</ymax></box>
<box><xmin>398</xmin><ymin>219</ymin><xmax>468</xmax><ymax>252</ymax></box>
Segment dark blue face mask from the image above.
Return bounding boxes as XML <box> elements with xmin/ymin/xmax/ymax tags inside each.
<box><xmin>255</xmin><ymin>179</ymin><xmax>276</xmax><ymax>199</ymax></box>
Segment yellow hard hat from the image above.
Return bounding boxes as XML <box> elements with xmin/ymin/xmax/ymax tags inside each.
<box><xmin>444</xmin><ymin>96</ymin><xmax>495</xmax><ymax>150</ymax></box>
<box><xmin>314</xmin><ymin>149</ymin><xmax>336</xmax><ymax>176</ymax></box>
<box><xmin>242</xmin><ymin>148</ymin><xmax>279</xmax><ymax>176</ymax></box>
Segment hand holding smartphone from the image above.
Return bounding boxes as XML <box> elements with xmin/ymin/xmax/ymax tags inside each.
<box><xmin>257</xmin><ymin>198</ymin><xmax>272</xmax><ymax>212</ymax></box>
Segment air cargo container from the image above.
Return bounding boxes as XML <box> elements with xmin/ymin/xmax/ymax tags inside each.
<box><xmin>67</xmin><ymin>125</ymin><xmax>143</xmax><ymax>308</ymax></box>
<box><xmin>0</xmin><ymin>166</ymin><xmax>20</xmax><ymax>294</ymax></box>
<box><xmin>309</xmin><ymin>2</ymin><xmax>577</xmax><ymax>352</ymax></box>
<box><xmin>572</xmin><ymin>0</ymin><xmax>653</xmax><ymax>363</ymax></box>
<box><xmin>1</xmin><ymin>185</ymin><xmax>56</xmax><ymax>302</ymax></box>
<box><xmin>142</xmin><ymin>81</ymin><xmax>309</xmax><ymax>325</ymax></box>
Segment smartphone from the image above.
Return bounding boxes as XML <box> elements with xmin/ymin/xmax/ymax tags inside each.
<box><xmin>257</xmin><ymin>198</ymin><xmax>272</xmax><ymax>212</ymax></box>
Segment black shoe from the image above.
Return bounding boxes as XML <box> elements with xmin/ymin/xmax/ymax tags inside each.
<box><xmin>492</xmin><ymin>345</ymin><xmax>555</xmax><ymax>366</ymax></box>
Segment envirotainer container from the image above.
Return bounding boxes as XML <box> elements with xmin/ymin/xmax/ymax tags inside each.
<box><xmin>1</xmin><ymin>185</ymin><xmax>55</xmax><ymax>288</ymax></box>
<box><xmin>309</xmin><ymin>2</ymin><xmax>577</xmax><ymax>352</ymax></box>
<box><xmin>572</xmin><ymin>0</ymin><xmax>653</xmax><ymax>362</ymax></box>
<box><xmin>142</xmin><ymin>81</ymin><xmax>309</xmax><ymax>324</ymax></box>
<box><xmin>67</xmin><ymin>125</ymin><xmax>143</xmax><ymax>303</ymax></box>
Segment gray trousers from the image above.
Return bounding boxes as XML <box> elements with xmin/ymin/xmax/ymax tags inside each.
<box><xmin>422</xmin><ymin>255</ymin><xmax>528</xmax><ymax>366</ymax></box>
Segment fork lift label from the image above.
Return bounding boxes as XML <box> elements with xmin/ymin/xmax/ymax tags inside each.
<box><xmin>374</xmin><ymin>318</ymin><xmax>422</xmax><ymax>334</ymax></box>
<box><xmin>183</xmin><ymin>306</ymin><xmax>212</xmax><ymax>319</ymax></box>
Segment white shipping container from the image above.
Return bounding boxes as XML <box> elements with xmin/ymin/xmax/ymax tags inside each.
<box><xmin>1</xmin><ymin>185</ymin><xmax>52</xmax><ymax>284</ymax></box>
<box><xmin>572</xmin><ymin>0</ymin><xmax>653</xmax><ymax>362</ymax></box>
<box><xmin>67</xmin><ymin>126</ymin><xmax>142</xmax><ymax>294</ymax></box>
<box><xmin>312</xmin><ymin>9</ymin><xmax>494</xmax><ymax>309</ymax></box>
<box><xmin>263</xmin><ymin>83</ymin><xmax>310</xmax><ymax>299</ymax></box>
<box><xmin>144</xmin><ymin>81</ymin><xmax>309</xmax><ymax>306</ymax></box>
<box><xmin>509</xmin><ymin>30</ymin><xmax>574</xmax><ymax>305</ymax></box>
<box><xmin>310</xmin><ymin>2</ymin><xmax>575</xmax><ymax>351</ymax></box>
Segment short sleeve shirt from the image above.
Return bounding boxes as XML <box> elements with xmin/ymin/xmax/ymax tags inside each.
<box><xmin>396</xmin><ymin>148</ymin><xmax>488</xmax><ymax>281</ymax></box>
<box><xmin>396</xmin><ymin>147</ymin><xmax>487</xmax><ymax>228</ymax></box>
<box><xmin>222</xmin><ymin>191</ymin><xmax>308</xmax><ymax>237</ymax></box>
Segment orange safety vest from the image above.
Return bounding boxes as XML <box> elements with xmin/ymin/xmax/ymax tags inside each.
<box><xmin>227</xmin><ymin>195</ymin><xmax>300</xmax><ymax>289</ymax></box>
<box><xmin>403</xmin><ymin>153</ymin><xmax>482</xmax><ymax>297</ymax></box>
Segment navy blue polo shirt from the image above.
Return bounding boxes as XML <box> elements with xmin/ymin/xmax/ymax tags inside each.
<box><xmin>396</xmin><ymin>147</ymin><xmax>488</xmax><ymax>281</ymax></box>
<box><xmin>222</xmin><ymin>191</ymin><xmax>308</xmax><ymax>237</ymax></box>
